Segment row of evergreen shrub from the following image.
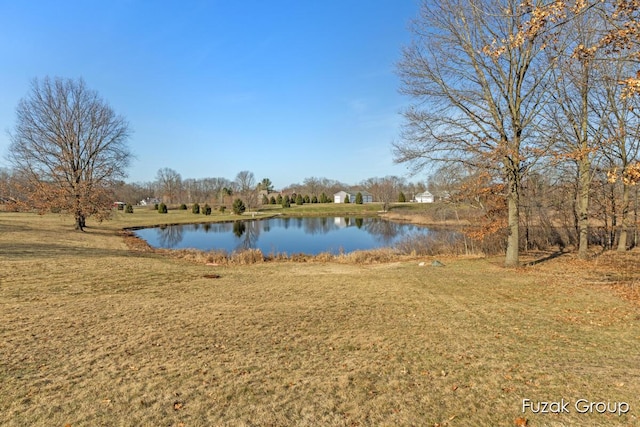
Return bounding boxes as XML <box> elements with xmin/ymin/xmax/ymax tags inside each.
<box><xmin>154</xmin><ymin>202</ymin><xmax>213</xmax><ymax>215</ymax></box>
<box><xmin>262</xmin><ymin>192</ymin><xmax>333</xmax><ymax>206</ymax></box>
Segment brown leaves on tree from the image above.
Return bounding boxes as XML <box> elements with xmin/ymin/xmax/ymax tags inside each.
<box><xmin>606</xmin><ymin>161</ymin><xmax>640</xmax><ymax>185</ymax></box>
<box><xmin>453</xmin><ymin>171</ymin><xmax>508</xmax><ymax>244</ymax></box>
<box><xmin>493</xmin><ymin>1</ymin><xmax>640</xmax><ymax>95</ymax></box>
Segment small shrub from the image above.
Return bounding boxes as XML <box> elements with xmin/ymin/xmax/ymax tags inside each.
<box><xmin>262</xmin><ymin>194</ymin><xmax>269</xmax><ymax>205</ymax></box>
<box><xmin>398</xmin><ymin>191</ymin><xmax>407</xmax><ymax>203</ymax></box>
<box><xmin>355</xmin><ymin>192</ymin><xmax>363</xmax><ymax>204</ymax></box>
<box><xmin>295</xmin><ymin>194</ymin><xmax>304</xmax><ymax>205</ymax></box>
<box><xmin>179</xmin><ymin>203</ymin><xmax>188</xmax><ymax>210</ymax></box>
<box><xmin>125</xmin><ymin>204</ymin><xmax>134</xmax><ymax>214</ymax></box>
<box><xmin>304</xmin><ymin>195</ymin><xmax>310</xmax><ymax>203</ymax></box>
<box><xmin>344</xmin><ymin>195</ymin><xmax>350</xmax><ymax>203</ymax></box>
<box><xmin>270</xmin><ymin>196</ymin><xmax>277</xmax><ymax>204</ymax></box>
<box><xmin>232</xmin><ymin>198</ymin><xmax>246</xmax><ymax>215</ymax></box>
<box><xmin>219</xmin><ymin>206</ymin><xmax>226</xmax><ymax>214</ymax></box>
<box><xmin>158</xmin><ymin>203</ymin><xmax>167</xmax><ymax>214</ymax></box>
<box><xmin>282</xmin><ymin>195</ymin><xmax>290</xmax><ymax>208</ymax></box>
<box><xmin>311</xmin><ymin>195</ymin><xmax>318</xmax><ymax>203</ymax></box>
<box><xmin>154</xmin><ymin>203</ymin><xmax>159</xmax><ymax>210</ymax></box>
<box><xmin>192</xmin><ymin>203</ymin><xmax>200</xmax><ymax>214</ymax></box>
<box><xmin>276</xmin><ymin>194</ymin><xmax>283</xmax><ymax>204</ymax></box>
<box><xmin>203</xmin><ymin>204</ymin><xmax>212</xmax><ymax>215</ymax></box>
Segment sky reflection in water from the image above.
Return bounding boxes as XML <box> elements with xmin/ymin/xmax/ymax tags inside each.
<box><xmin>134</xmin><ymin>216</ymin><xmax>449</xmax><ymax>255</ymax></box>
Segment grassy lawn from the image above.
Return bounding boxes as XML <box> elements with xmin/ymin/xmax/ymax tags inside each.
<box><xmin>1</xmin><ymin>212</ymin><xmax>639</xmax><ymax>426</ymax></box>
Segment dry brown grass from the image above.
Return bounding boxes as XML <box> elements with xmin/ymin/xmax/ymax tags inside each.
<box><xmin>1</xmin><ymin>212</ymin><xmax>640</xmax><ymax>426</ymax></box>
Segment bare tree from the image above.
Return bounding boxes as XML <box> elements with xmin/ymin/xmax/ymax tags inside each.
<box><xmin>362</xmin><ymin>176</ymin><xmax>404</xmax><ymax>211</ymax></box>
<box><xmin>518</xmin><ymin>2</ymin><xmax>640</xmax><ymax>96</ymax></box>
<box><xmin>8</xmin><ymin>77</ymin><xmax>131</xmax><ymax>230</ymax></box>
<box><xmin>302</xmin><ymin>177</ymin><xmax>322</xmax><ymax>198</ymax></box>
<box><xmin>393</xmin><ymin>0</ymin><xmax>552</xmax><ymax>266</ymax></box>
<box><xmin>235</xmin><ymin>170</ymin><xmax>257</xmax><ymax>211</ymax></box>
<box><xmin>542</xmin><ymin>9</ymin><xmax>610</xmax><ymax>258</ymax></box>
<box><xmin>200</xmin><ymin>177</ymin><xmax>231</xmax><ymax>204</ymax></box>
<box><xmin>598</xmin><ymin>59</ymin><xmax>640</xmax><ymax>251</ymax></box>
<box><xmin>155</xmin><ymin>167</ymin><xmax>182</xmax><ymax>205</ymax></box>
<box><xmin>0</xmin><ymin>167</ymin><xmax>23</xmax><ymax>207</ymax></box>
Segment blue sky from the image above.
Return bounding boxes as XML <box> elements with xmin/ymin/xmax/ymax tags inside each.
<box><xmin>0</xmin><ymin>0</ymin><xmax>421</xmax><ymax>190</ymax></box>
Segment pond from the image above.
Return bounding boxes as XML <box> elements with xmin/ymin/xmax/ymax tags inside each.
<box><xmin>133</xmin><ymin>216</ymin><xmax>454</xmax><ymax>255</ymax></box>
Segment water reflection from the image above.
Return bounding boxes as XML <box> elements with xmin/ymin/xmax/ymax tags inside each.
<box><xmin>233</xmin><ymin>221</ymin><xmax>245</xmax><ymax>237</ymax></box>
<box><xmin>156</xmin><ymin>224</ymin><xmax>184</xmax><ymax>248</ymax></box>
<box><xmin>235</xmin><ymin>220</ymin><xmax>261</xmax><ymax>251</ymax></box>
<box><xmin>362</xmin><ymin>219</ymin><xmax>403</xmax><ymax>245</ymax></box>
<box><xmin>137</xmin><ymin>217</ymin><xmax>452</xmax><ymax>255</ymax></box>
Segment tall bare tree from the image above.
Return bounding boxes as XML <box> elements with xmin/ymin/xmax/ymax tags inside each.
<box><xmin>599</xmin><ymin>59</ymin><xmax>640</xmax><ymax>251</ymax></box>
<box><xmin>543</xmin><ymin>9</ymin><xmax>610</xmax><ymax>258</ymax></box>
<box><xmin>302</xmin><ymin>177</ymin><xmax>322</xmax><ymax>198</ymax></box>
<box><xmin>394</xmin><ymin>0</ymin><xmax>552</xmax><ymax>266</ymax></box>
<box><xmin>155</xmin><ymin>167</ymin><xmax>182</xmax><ymax>205</ymax></box>
<box><xmin>8</xmin><ymin>77</ymin><xmax>131</xmax><ymax>230</ymax></box>
<box><xmin>235</xmin><ymin>170</ymin><xmax>257</xmax><ymax>211</ymax></box>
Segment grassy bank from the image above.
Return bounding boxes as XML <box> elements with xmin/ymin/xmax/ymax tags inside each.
<box><xmin>1</xmin><ymin>212</ymin><xmax>639</xmax><ymax>426</ymax></box>
<box><xmin>107</xmin><ymin>203</ymin><xmax>386</xmax><ymax>229</ymax></box>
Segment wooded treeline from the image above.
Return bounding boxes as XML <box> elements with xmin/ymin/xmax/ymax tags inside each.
<box><xmin>1</xmin><ymin>167</ymin><xmax>428</xmax><ymax>213</ymax></box>
<box><xmin>393</xmin><ymin>0</ymin><xmax>640</xmax><ymax>264</ymax></box>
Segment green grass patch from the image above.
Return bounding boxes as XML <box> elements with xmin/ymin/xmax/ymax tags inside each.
<box><xmin>1</xmin><ymin>212</ymin><xmax>639</xmax><ymax>426</ymax></box>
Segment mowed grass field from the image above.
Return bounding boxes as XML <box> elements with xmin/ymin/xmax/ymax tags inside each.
<box><xmin>1</xmin><ymin>211</ymin><xmax>640</xmax><ymax>426</ymax></box>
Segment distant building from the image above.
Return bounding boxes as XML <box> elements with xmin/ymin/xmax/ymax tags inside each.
<box><xmin>358</xmin><ymin>191</ymin><xmax>374</xmax><ymax>203</ymax></box>
<box><xmin>139</xmin><ymin>197</ymin><xmax>161</xmax><ymax>206</ymax></box>
<box><xmin>333</xmin><ymin>190</ymin><xmax>373</xmax><ymax>203</ymax></box>
<box><xmin>414</xmin><ymin>191</ymin><xmax>435</xmax><ymax>203</ymax></box>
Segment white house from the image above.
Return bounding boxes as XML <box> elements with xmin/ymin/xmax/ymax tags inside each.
<box><xmin>334</xmin><ymin>191</ymin><xmax>353</xmax><ymax>203</ymax></box>
<box><xmin>333</xmin><ymin>190</ymin><xmax>374</xmax><ymax>204</ymax></box>
<box><xmin>414</xmin><ymin>191</ymin><xmax>435</xmax><ymax>203</ymax></box>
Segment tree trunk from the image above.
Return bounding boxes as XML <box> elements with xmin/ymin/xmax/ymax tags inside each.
<box><xmin>609</xmin><ymin>183</ymin><xmax>617</xmax><ymax>250</ymax></box>
<box><xmin>75</xmin><ymin>213</ymin><xmax>85</xmax><ymax>231</ymax></box>
<box><xmin>577</xmin><ymin>158</ymin><xmax>590</xmax><ymax>259</ymax></box>
<box><xmin>505</xmin><ymin>163</ymin><xmax>520</xmax><ymax>267</ymax></box>
<box><xmin>617</xmin><ymin>182</ymin><xmax>630</xmax><ymax>251</ymax></box>
<box><xmin>74</xmin><ymin>192</ymin><xmax>85</xmax><ymax>231</ymax></box>
<box><xmin>635</xmin><ymin>186</ymin><xmax>639</xmax><ymax>248</ymax></box>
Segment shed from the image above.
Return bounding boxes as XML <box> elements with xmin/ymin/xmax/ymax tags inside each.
<box><xmin>414</xmin><ymin>191</ymin><xmax>435</xmax><ymax>203</ymax></box>
<box><xmin>334</xmin><ymin>191</ymin><xmax>354</xmax><ymax>204</ymax></box>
